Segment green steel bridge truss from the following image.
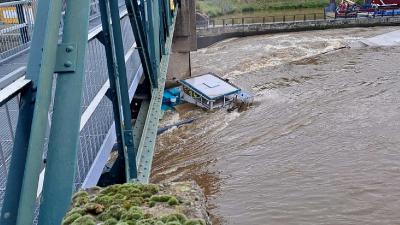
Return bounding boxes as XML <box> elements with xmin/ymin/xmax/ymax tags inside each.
<box><xmin>0</xmin><ymin>0</ymin><xmax>178</xmax><ymax>224</ymax></box>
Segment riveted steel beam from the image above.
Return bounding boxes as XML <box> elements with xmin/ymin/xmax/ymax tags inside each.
<box><xmin>136</xmin><ymin>8</ymin><xmax>178</xmax><ymax>183</ymax></box>
<box><xmin>99</xmin><ymin>0</ymin><xmax>137</xmax><ymax>181</ymax></box>
<box><xmin>37</xmin><ymin>0</ymin><xmax>91</xmax><ymax>224</ymax></box>
<box><xmin>0</xmin><ymin>0</ymin><xmax>51</xmax><ymax>223</ymax></box>
<box><xmin>13</xmin><ymin>0</ymin><xmax>66</xmax><ymax>224</ymax></box>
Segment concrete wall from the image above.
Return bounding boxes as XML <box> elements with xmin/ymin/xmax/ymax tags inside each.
<box><xmin>197</xmin><ymin>16</ymin><xmax>400</xmax><ymax>48</ymax></box>
<box><xmin>167</xmin><ymin>0</ymin><xmax>197</xmax><ymax>87</ymax></box>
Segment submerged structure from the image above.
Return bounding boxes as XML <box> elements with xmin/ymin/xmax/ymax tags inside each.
<box><xmin>162</xmin><ymin>73</ymin><xmax>253</xmax><ymax>111</ymax></box>
<box><xmin>178</xmin><ymin>73</ymin><xmax>242</xmax><ymax>110</ymax></box>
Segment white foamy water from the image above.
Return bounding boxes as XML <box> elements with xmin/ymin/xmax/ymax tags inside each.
<box><xmin>152</xmin><ymin>27</ymin><xmax>400</xmax><ymax>225</ymax></box>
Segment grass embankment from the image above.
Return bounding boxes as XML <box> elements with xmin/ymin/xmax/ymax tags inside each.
<box><xmin>197</xmin><ymin>0</ymin><xmax>330</xmax><ymax>17</ymax></box>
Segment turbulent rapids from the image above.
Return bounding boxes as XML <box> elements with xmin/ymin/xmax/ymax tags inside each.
<box><xmin>151</xmin><ymin>27</ymin><xmax>400</xmax><ymax>225</ymax></box>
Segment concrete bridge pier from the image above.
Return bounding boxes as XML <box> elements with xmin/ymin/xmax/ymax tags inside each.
<box><xmin>167</xmin><ymin>0</ymin><xmax>197</xmax><ymax>87</ymax></box>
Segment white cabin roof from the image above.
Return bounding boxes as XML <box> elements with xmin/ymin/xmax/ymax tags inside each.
<box><xmin>179</xmin><ymin>73</ymin><xmax>241</xmax><ymax>100</ymax></box>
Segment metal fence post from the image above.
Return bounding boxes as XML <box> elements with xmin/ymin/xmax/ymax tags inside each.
<box><xmin>16</xmin><ymin>3</ymin><xmax>29</xmax><ymax>43</ymax></box>
<box><xmin>263</xmin><ymin>16</ymin><xmax>265</xmax><ymax>24</ymax></box>
<box><xmin>314</xmin><ymin>13</ymin><xmax>316</xmax><ymax>20</ymax></box>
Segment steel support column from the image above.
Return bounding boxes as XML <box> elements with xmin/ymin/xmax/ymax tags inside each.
<box><xmin>125</xmin><ymin>0</ymin><xmax>157</xmax><ymax>88</ymax></box>
<box><xmin>14</xmin><ymin>0</ymin><xmax>65</xmax><ymax>220</ymax></box>
<box><xmin>146</xmin><ymin>0</ymin><xmax>161</xmax><ymax>88</ymax></box>
<box><xmin>99</xmin><ymin>0</ymin><xmax>137</xmax><ymax>181</ymax></box>
<box><xmin>37</xmin><ymin>0</ymin><xmax>91</xmax><ymax>224</ymax></box>
<box><xmin>0</xmin><ymin>0</ymin><xmax>51</xmax><ymax>224</ymax></box>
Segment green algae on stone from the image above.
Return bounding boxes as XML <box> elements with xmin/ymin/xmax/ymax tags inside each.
<box><xmin>103</xmin><ymin>218</ymin><xmax>119</xmax><ymax>225</ymax></box>
<box><xmin>98</xmin><ymin>205</ymin><xmax>127</xmax><ymax>221</ymax></box>
<box><xmin>165</xmin><ymin>222</ymin><xmax>181</xmax><ymax>225</ymax></box>
<box><xmin>167</xmin><ymin>197</ymin><xmax>179</xmax><ymax>206</ymax></box>
<box><xmin>62</xmin><ymin>213</ymin><xmax>81</xmax><ymax>225</ymax></box>
<box><xmin>73</xmin><ymin>191</ymin><xmax>89</xmax><ymax>200</ymax></box>
<box><xmin>116</xmin><ymin>222</ymin><xmax>129</xmax><ymax>225</ymax></box>
<box><xmin>72</xmin><ymin>191</ymin><xmax>90</xmax><ymax>207</ymax></box>
<box><xmin>120</xmin><ymin>206</ymin><xmax>144</xmax><ymax>221</ymax></box>
<box><xmin>94</xmin><ymin>194</ymin><xmax>114</xmax><ymax>208</ymax></box>
<box><xmin>140</xmin><ymin>192</ymin><xmax>153</xmax><ymax>198</ymax></box>
<box><xmin>65</xmin><ymin>207</ymin><xmax>86</xmax><ymax>217</ymax></box>
<box><xmin>70</xmin><ymin>215</ymin><xmax>96</xmax><ymax>225</ymax></box>
<box><xmin>136</xmin><ymin>218</ymin><xmax>163</xmax><ymax>225</ymax></box>
<box><xmin>140</xmin><ymin>184</ymin><xmax>160</xmax><ymax>195</ymax></box>
<box><xmin>150</xmin><ymin>195</ymin><xmax>173</xmax><ymax>203</ymax></box>
<box><xmin>184</xmin><ymin>219</ymin><xmax>206</xmax><ymax>225</ymax></box>
<box><xmin>64</xmin><ymin>183</ymin><xmax>209</xmax><ymax>225</ymax></box>
<box><xmin>99</xmin><ymin>184</ymin><xmax>122</xmax><ymax>195</ymax></box>
<box><xmin>84</xmin><ymin>202</ymin><xmax>105</xmax><ymax>214</ymax></box>
<box><xmin>149</xmin><ymin>201</ymin><xmax>156</xmax><ymax>208</ymax></box>
<box><xmin>161</xmin><ymin>213</ymin><xmax>187</xmax><ymax>224</ymax></box>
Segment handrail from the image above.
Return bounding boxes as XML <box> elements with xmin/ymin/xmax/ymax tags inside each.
<box><xmin>0</xmin><ymin>0</ymin><xmax>32</xmax><ymax>7</ymax></box>
<box><xmin>0</xmin><ymin>6</ymin><xmax>129</xmax><ymax>88</ymax></box>
<box><xmin>197</xmin><ymin>11</ymin><xmax>400</xmax><ymax>29</ymax></box>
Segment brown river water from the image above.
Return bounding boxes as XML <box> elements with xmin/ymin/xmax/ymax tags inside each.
<box><xmin>150</xmin><ymin>27</ymin><xmax>400</xmax><ymax>225</ymax></box>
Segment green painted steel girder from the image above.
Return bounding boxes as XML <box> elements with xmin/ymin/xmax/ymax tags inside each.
<box><xmin>136</xmin><ymin>9</ymin><xmax>178</xmax><ymax>183</ymax></box>
<box><xmin>146</xmin><ymin>0</ymin><xmax>162</xmax><ymax>89</ymax></box>
<box><xmin>133</xmin><ymin>100</ymin><xmax>150</xmax><ymax>152</ymax></box>
<box><xmin>125</xmin><ymin>0</ymin><xmax>158</xmax><ymax>88</ymax></box>
<box><xmin>0</xmin><ymin>0</ymin><xmax>51</xmax><ymax>222</ymax></box>
<box><xmin>99</xmin><ymin>0</ymin><xmax>138</xmax><ymax>181</ymax></box>
<box><xmin>14</xmin><ymin>0</ymin><xmax>68</xmax><ymax>224</ymax></box>
<box><xmin>37</xmin><ymin>0</ymin><xmax>91</xmax><ymax>224</ymax></box>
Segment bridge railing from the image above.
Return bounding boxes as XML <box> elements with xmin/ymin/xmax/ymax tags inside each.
<box><xmin>0</xmin><ymin>67</ymin><xmax>28</xmax><ymax>214</ymax></box>
<box><xmin>0</xmin><ymin>0</ymin><xmax>37</xmax><ymax>61</ymax></box>
<box><xmin>0</xmin><ymin>0</ymin><xmax>125</xmax><ymax>63</ymax></box>
<box><xmin>197</xmin><ymin>12</ymin><xmax>327</xmax><ymax>28</ymax></box>
<box><xmin>196</xmin><ymin>10</ymin><xmax>400</xmax><ymax>29</ymax></box>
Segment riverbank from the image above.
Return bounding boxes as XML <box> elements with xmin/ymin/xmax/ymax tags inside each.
<box><xmin>196</xmin><ymin>0</ymin><xmax>329</xmax><ymax>17</ymax></box>
<box><xmin>152</xmin><ymin>26</ymin><xmax>400</xmax><ymax>225</ymax></box>
<box><xmin>197</xmin><ymin>16</ymin><xmax>400</xmax><ymax>49</ymax></box>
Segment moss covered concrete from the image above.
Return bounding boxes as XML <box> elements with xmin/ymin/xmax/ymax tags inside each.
<box><xmin>62</xmin><ymin>182</ymin><xmax>210</xmax><ymax>225</ymax></box>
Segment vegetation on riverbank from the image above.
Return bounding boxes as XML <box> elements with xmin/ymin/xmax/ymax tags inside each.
<box><xmin>197</xmin><ymin>0</ymin><xmax>330</xmax><ymax>17</ymax></box>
